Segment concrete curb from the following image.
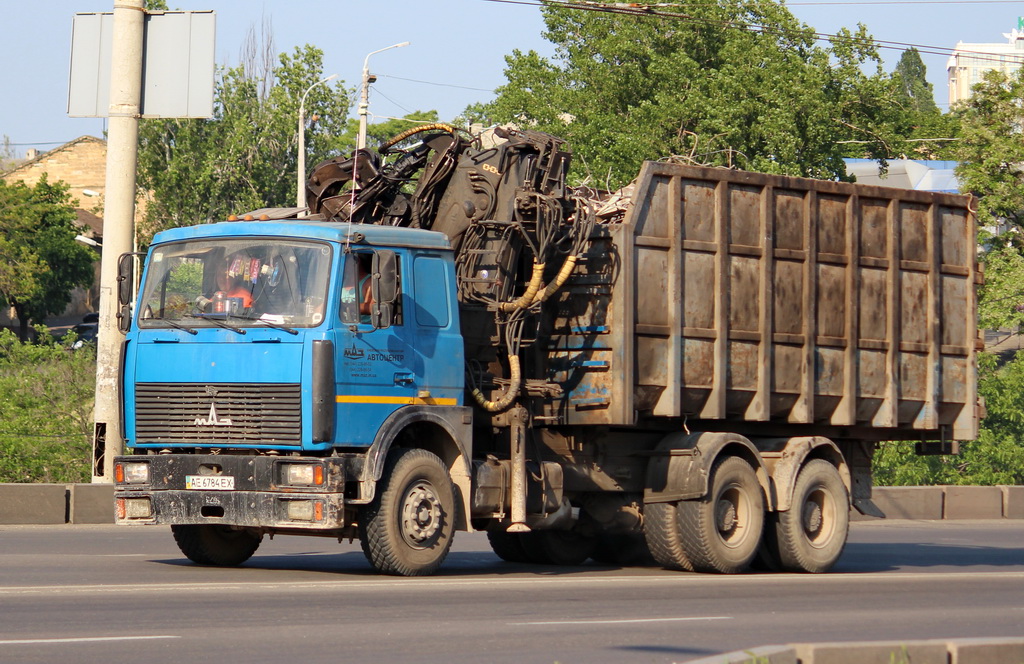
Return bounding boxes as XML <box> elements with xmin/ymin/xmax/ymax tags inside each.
<box><xmin>684</xmin><ymin>637</ymin><xmax>1024</xmax><ymax>664</ymax></box>
<box><xmin>1003</xmin><ymin>485</ymin><xmax>1024</xmax><ymax>519</ymax></box>
<box><xmin>0</xmin><ymin>484</ymin><xmax>67</xmax><ymax>524</ymax></box>
<box><xmin>68</xmin><ymin>483</ymin><xmax>115</xmax><ymax>524</ymax></box>
<box><xmin>0</xmin><ymin>484</ymin><xmax>1023</xmax><ymax>525</ymax></box>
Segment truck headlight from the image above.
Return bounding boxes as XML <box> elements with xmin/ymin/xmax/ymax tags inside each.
<box><xmin>284</xmin><ymin>463</ymin><xmax>324</xmax><ymax>486</ymax></box>
<box><xmin>115</xmin><ymin>461</ymin><xmax>150</xmax><ymax>484</ymax></box>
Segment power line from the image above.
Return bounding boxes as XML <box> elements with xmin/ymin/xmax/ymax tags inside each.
<box><xmin>5</xmin><ymin>141</ymin><xmax>71</xmax><ymax>147</ymax></box>
<box><xmin>378</xmin><ymin>74</ymin><xmax>495</xmax><ymax>93</ymax></box>
<box><xmin>371</xmin><ymin>87</ymin><xmax>415</xmax><ymax>115</ymax></box>
<box><xmin>787</xmin><ymin>0</ymin><xmax>1024</xmax><ymax>4</ymax></box>
<box><xmin>482</xmin><ymin>0</ymin><xmax>1024</xmax><ymax>66</ymax></box>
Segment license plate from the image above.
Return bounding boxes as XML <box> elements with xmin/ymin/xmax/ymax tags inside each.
<box><xmin>185</xmin><ymin>475</ymin><xmax>235</xmax><ymax>490</ymax></box>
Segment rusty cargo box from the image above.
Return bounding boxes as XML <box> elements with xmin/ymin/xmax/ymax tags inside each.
<box><xmin>545</xmin><ymin>162</ymin><xmax>978</xmax><ymax>441</ymax></box>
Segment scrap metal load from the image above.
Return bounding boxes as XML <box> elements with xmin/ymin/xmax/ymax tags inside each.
<box><xmin>305</xmin><ymin>125</ymin><xmax>979</xmax><ymax>443</ymax></box>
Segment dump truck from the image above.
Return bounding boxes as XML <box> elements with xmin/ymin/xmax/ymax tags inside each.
<box><xmin>113</xmin><ymin>125</ymin><xmax>979</xmax><ymax>575</ymax></box>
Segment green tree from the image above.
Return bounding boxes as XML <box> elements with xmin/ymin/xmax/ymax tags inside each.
<box><xmin>954</xmin><ymin>67</ymin><xmax>1024</xmax><ymax>231</ymax></box>
<box><xmin>481</xmin><ymin>2</ymin><xmax>908</xmax><ymax>188</ymax></box>
<box><xmin>0</xmin><ymin>176</ymin><xmax>96</xmax><ymax>341</ymax></box>
<box><xmin>137</xmin><ymin>44</ymin><xmax>352</xmax><ymax>239</ymax></box>
<box><xmin>888</xmin><ymin>48</ymin><xmax>961</xmax><ymax>160</ymax></box>
<box><xmin>893</xmin><ymin>48</ymin><xmax>939</xmax><ymax>117</ymax></box>
<box><xmin>0</xmin><ymin>328</ymin><xmax>95</xmax><ymax>483</ymax></box>
<box><xmin>952</xmin><ymin>67</ymin><xmax>1024</xmax><ymax>334</ymax></box>
<box><xmin>873</xmin><ymin>352</ymin><xmax>1024</xmax><ymax>486</ymax></box>
<box><xmin>0</xmin><ymin>135</ymin><xmax>17</xmax><ymax>172</ymax></box>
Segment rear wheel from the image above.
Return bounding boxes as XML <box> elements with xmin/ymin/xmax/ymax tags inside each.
<box><xmin>770</xmin><ymin>459</ymin><xmax>849</xmax><ymax>573</ymax></box>
<box><xmin>521</xmin><ymin>530</ymin><xmax>596</xmax><ymax>566</ymax></box>
<box><xmin>643</xmin><ymin>501</ymin><xmax>694</xmax><ymax>571</ymax></box>
<box><xmin>676</xmin><ymin>456</ymin><xmax>764</xmax><ymax>573</ymax></box>
<box><xmin>359</xmin><ymin>448</ymin><xmax>457</xmax><ymax>576</ymax></box>
<box><xmin>486</xmin><ymin>525</ymin><xmax>531</xmax><ymax>564</ymax></box>
<box><xmin>171</xmin><ymin>524</ymin><xmax>262</xmax><ymax>566</ymax></box>
<box><xmin>590</xmin><ymin>533</ymin><xmax>655</xmax><ymax>567</ymax></box>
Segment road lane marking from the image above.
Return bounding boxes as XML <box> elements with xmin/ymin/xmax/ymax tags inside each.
<box><xmin>509</xmin><ymin>616</ymin><xmax>732</xmax><ymax>626</ymax></box>
<box><xmin>0</xmin><ymin>570</ymin><xmax>1022</xmax><ymax>596</ymax></box>
<box><xmin>0</xmin><ymin>635</ymin><xmax>180</xmax><ymax>645</ymax></box>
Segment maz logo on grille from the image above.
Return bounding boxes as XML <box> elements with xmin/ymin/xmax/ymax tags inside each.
<box><xmin>194</xmin><ymin>402</ymin><xmax>233</xmax><ymax>427</ymax></box>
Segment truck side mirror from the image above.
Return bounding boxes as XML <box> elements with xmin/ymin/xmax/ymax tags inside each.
<box><xmin>371</xmin><ymin>250</ymin><xmax>398</xmax><ymax>329</ymax></box>
<box><xmin>116</xmin><ymin>252</ymin><xmax>141</xmax><ymax>333</ymax></box>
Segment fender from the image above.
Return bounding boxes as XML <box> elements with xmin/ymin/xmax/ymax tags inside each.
<box><xmin>765</xmin><ymin>436</ymin><xmax>851</xmax><ymax>512</ymax></box>
<box><xmin>358</xmin><ymin>404</ymin><xmax>474</xmax><ymax>528</ymax></box>
<box><xmin>644</xmin><ymin>431</ymin><xmax>771</xmax><ymax>505</ymax></box>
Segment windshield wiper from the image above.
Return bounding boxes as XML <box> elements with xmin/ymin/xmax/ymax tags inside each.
<box><xmin>185</xmin><ymin>314</ymin><xmax>246</xmax><ymax>335</ymax></box>
<box><xmin>157</xmin><ymin>318</ymin><xmax>198</xmax><ymax>335</ymax></box>
<box><xmin>229</xmin><ymin>314</ymin><xmax>299</xmax><ymax>335</ymax></box>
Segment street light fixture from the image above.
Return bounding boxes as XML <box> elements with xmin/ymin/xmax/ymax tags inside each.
<box><xmin>296</xmin><ymin>73</ymin><xmax>338</xmax><ymax>210</ymax></box>
<box><xmin>357</xmin><ymin>42</ymin><xmax>410</xmax><ymax>150</ymax></box>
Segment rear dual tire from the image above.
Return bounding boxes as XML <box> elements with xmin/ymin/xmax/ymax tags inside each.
<box><xmin>645</xmin><ymin>456</ymin><xmax>764</xmax><ymax>574</ymax></box>
<box><xmin>763</xmin><ymin>459</ymin><xmax>849</xmax><ymax>573</ymax></box>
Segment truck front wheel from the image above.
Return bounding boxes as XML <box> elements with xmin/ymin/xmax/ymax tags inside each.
<box><xmin>170</xmin><ymin>524</ymin><xmax>262</xmax><ymax>566</ymax></box>
<box><xmin>676</xmin><ymin>456</ymin><xmax>764</xmax><ymax>573</ymax></box>
<box><xmin>767</xmin><ymin>459</ymin><xmax>849</xmax><ymax>573</ymax></box>
<box><xmin>359</xmin><ymin>448</ymin><xmax>457</xmax><ymax>576</ymax></box>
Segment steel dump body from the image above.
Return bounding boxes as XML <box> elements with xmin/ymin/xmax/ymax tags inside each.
<box><xmin>544</xmin><ymin>162</ymin><xmax>978</xmax><ymax>442</ymax></box>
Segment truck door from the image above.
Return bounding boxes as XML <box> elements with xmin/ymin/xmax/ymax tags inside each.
<box><xmin>333</xmin><ymin>250</ymin><xmax>418</xmax><ymax>446</ymax></box>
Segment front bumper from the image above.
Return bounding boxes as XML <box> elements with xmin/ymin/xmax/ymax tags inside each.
<box><xmin>114</xmin><ymin>453</ymin><xmax>363</xmax><ymax>531</ymax></box>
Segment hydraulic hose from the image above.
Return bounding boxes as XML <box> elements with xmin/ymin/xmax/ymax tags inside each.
<box><xmin>532</xmin><ymin>254</ymin><xmax>578</xmax><ymax>304</ymax></box>
<box><xmin>470</xmin><ymin>353</ymin><xmax>522</xmax><ymax>413</ymax></box>
<box><xmin>499</xmin><ymin>261</ymin><xmax>545</xmax><ymax>312</ymax></box>
<box><xmin>380</xmin><ymin>123</ymin><xmax>457</xmax><ymax>152</ymax></box>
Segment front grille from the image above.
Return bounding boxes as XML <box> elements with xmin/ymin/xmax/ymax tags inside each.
<box><xmin>134</xmin><ymin>383</ymin><xmax>302</xmax><ymax>446</ymax></box>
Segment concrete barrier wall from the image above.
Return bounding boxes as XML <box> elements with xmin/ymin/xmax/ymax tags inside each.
<box><xmin>0</xmin><ymin>484</ymin><xmax>67</xmax><ymax>525</ymax></box>
<box><xmin>0</xmin><ymin>484</ymin><xmax>1022</xmax><ymax>525</ymax></box>
<box><xmin>685</xmin><ymin>637</ymin><xmax>1024</xmax><ymax>664</ymax></box>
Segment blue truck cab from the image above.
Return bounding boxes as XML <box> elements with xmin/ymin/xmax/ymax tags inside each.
<box><xmin>115</xmin><ymin>219</ymin><xmax>474</xmax><ymax>575</ymax></box>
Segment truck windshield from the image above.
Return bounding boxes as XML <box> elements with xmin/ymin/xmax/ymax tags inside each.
<box><xmin>137</xmin><ymin>238</ymin><xmax>333</xmax><ymax>329</ymax></box>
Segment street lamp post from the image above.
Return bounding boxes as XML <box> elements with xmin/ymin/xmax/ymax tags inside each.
<box><xmin>296</xmin><ymin>73</ymin><xmax>337</xmax><ymax>210</ymax></box>
<box><xmin>357</xmin><ymin>42</ymin><xmax>410</xmax><ymax>150</ymax></box>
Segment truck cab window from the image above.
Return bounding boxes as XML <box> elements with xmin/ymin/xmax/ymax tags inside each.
<box><xmin>340</xmin><ymin>252</ymin><xmax>402</xmax><ymax>327</ymax></box>
<box><xmin>138</xmin><ymin>239</ymin><xmax>333</xmax><ymax>329</ymax></box>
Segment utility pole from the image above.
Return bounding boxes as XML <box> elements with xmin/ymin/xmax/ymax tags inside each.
<box><xmin>357</xmin><ymin>42</ymin><xmax>410</xmax><ymax>150</ymax></box>
<box><xmin>296</xmin><ymin>73</ymin><xmax>337</xmax><ymax>209</ymax></box>
<box><xmin>92</xmin><ymin>0</ymin><xmax>144</xmax><ymax>482</ymax></box>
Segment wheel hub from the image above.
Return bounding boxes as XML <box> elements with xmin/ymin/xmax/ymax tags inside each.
<box><xmin>401</xmin><ymin>482</ymin><xmax>442</xmax><ymax>548</ymax></box>
<box><xmin>716</xmin><ymin>497</ymin><xmax>738</xmax><ymax>534</ymax></box>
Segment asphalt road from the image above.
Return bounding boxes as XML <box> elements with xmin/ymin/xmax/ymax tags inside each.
<box><xmin>0</xmin><ymin>520</ymin><xmax>1022</xmax><ymax>664</ymax></box>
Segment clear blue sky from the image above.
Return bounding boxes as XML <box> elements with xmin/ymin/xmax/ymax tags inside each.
<box><xmin>2</xmin><ymin>0</ymin><xmax>1020</xmax><ymax>158</ymax></box>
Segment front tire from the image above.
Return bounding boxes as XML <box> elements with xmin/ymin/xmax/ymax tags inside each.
<box><xmin>770</xmin><ymin>459</ymin><xmax>849</xmax><ymax>573</ymax></box>
<box><xmin>170</xmin><ymin>524</ymin><xmax>262</xmax><ymax>566</ymax></box>
<box><xmin>676</xmin><ymin>456</ymin><xmax>764</xmax><ymax>573</ymax></box>
<box><xmin>359</xmin><ymin>448</ymin><xmax>457</xmax><ymax>576</ymax></box>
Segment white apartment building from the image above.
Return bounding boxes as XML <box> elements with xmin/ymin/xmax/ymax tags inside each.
<box><xmin>947</xmin><ymin>22</ymin><xmax>1024</xmax><ymax>105</ymax></box>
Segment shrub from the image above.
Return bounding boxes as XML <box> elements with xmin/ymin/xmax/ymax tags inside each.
<box><xmin>0</xmin><ymin>328</ymin><xmax>95</xmax><ymax>483</ymax></box>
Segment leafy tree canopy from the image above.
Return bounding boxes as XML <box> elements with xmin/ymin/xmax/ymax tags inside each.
<box><xmin>138</xmin><ymin>43</ymin><xmax>352</xmax><ymax>239</ymax></box>
<box><xmin>893</xmin><ymin>48</ymin><xmax>939</xmax><ymax>117</ymax></box>
<box><xmin>480</xmin><ymin>2</ymin><xmax>913</xmax><ymax>188</ymax></box>
<box><xmin>0</xmin><ymin>176</ymin><xmax>95</xmax><ymax>340</ymax></box>
<box><xmin>873</xmin><ymin>352</ymin><xmax>1024</xmax><ymax>486</ymax></box>
<box><xmin>954</xmin><ymin>67</ymin><xmax>1024</xmax><ymax>230</ymax></box>
<box><xmin>951</xmin><ymin>68</ymin><xmax>1024</xmax><ymax>330</ymax></box>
